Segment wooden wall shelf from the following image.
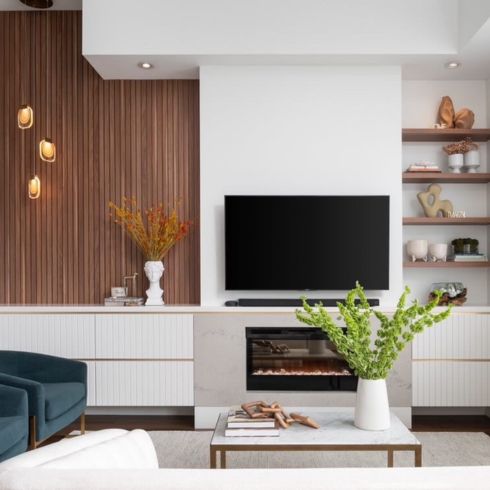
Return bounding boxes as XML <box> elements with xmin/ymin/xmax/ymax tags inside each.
<box><xmin>403</xmin><ymin>173</ymin><xmax>490</xmax><ymax>184</ymax></box>
<box><xmin>402</xmin><ymin>128</ymin><xmax>490</xmax><ymax>142</ymax></box>
<box><xmin>403</xmin><ymin>217</ymin><xmax>490</xmax><ymax>225</ymax></box>
<box><xmin>404</xmin><ymin>261</ymin><xmax>490</xmax><ymax>268</ymax></box>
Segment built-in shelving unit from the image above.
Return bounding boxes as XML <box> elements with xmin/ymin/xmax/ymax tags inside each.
<box><xmin>403</xmin><ymin>217</ymin><xmax>490</xmax><ymax>225</ymax></box>
<box><xmin>402</xmin><ymin>172</ymin><xmax>490</xmax><ymax>184</ymax></box>
<box><xmin>404</xmin><ymin>261</ymin><xmax>490</xmax><ymax>269</ymax></box>
<box><xmin>402</xmin><ymin>128</ymin><xmax>490</xmax><ymax>142</ymax></box>
<box><xmin>402</xmin><ymin>126</ymin><xmax>490</xmax><ymax>306</ymax></box>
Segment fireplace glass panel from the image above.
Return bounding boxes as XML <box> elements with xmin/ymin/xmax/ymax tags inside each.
<box><xmin>246</xmin><ymin>327</ymin><xmax>358</xmax><ymax>391</ymax></box>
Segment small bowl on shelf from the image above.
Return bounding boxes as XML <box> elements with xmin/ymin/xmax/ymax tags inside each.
<box><xmin>429</xmin><ymin>243</ymin><xmax>448</xmax><ymax>262</ymax></box>
<box><xmin>406</xmin><ymin>240</ymin><xmax>428</xmax><ymax>262</ymax></box>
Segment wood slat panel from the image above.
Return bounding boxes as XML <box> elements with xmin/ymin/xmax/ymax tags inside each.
<box><xmin>0</xmin><ymin>11</ymin><xmax>200</xmax><ymax>305</ymax></box>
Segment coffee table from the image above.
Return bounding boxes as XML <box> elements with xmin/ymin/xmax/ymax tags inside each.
<box><xmin>210</xmin><ymin>409</ymin><xmax>421</xmax><ymax>469</ymax></box>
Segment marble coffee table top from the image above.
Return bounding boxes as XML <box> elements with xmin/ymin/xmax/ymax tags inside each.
<box><xmin>211</xmin><ymin>408</ymin><xmax>420</xmax><ymax>447</ymax></box>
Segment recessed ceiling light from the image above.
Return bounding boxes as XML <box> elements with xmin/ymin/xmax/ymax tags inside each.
<box><xmin>138</xmin><ymin>62</ymin><xmax>153</xmax><ymax>70</ymax></box>
<box><xmin>445</xmin><ymin>61</ymin><xmax>461</xmax><ymax>69</ymax></box>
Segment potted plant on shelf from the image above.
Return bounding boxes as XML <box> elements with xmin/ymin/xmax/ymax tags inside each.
<box><xmin>109</xmin><ymin>198</ymin><xmax>191</xmax><ymax>306</ymax></box>
<box><xmin>296</xmin><ymin>283</ymin><xmax>451</xmax><ymax>431</ymax></box>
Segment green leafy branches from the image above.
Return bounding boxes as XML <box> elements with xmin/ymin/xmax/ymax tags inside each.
<box><xmin>295</xmin><ymin>283</ymin><xmax>452</xmax><ymax>380</ymax></box>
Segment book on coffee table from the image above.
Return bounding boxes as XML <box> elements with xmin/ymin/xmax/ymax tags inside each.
<box><xmin>225</xmin><ymin>427</ymin><xmax>280</xmax><ymax>437</ymax></box>
<box><xmin>227</xmin><ymin>408</ymin><xmax>276</xmax><ymax>429</ymax></box>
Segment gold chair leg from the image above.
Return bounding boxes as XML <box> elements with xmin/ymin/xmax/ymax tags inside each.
<box><xmin>29</xmin><ymin>416</ymin><xmax>37</xmax><ymax>450</ymax></box>
<box><xmin>80</xmin><ymin>413</ymin><xmax>86</xmax><ymax>435</ymax></box>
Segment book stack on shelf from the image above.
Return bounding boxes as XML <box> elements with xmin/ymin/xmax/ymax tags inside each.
<box><xmin>451</xmin><ymin>253</ymin><xmax>488</xmax><ymax>262</ymax></box>
<box><xmin>406</xmin><ymin>162</ymin><xmax>441</xmax><ymax>173</ymax></box>
<box><xmin>225</xmin><ymin>408</ymin><xmax>279</xmax><ymax>437</ymax></box>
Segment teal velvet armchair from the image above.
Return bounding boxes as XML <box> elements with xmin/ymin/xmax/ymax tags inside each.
<box><xmin>0</xmin><ymin>384</ymin><xmax>28</xmax><ymax>462</ymax></box>
<box><xmin>0</xmin><ymin>351</ymin><xmax>87</xmax><ymax>448</ymax></box>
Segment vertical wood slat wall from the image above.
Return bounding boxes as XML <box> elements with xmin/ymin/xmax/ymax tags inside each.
<box><xmin>0</xmin><ymin>11</ymin><xmax>200</xmax><ymax>305</ymax></box>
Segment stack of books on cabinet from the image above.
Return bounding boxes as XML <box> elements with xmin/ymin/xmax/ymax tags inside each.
<box><xmin>225</xmin><ymin>408</ymin><xmax>279</xmax><ymax>437</ymax></box>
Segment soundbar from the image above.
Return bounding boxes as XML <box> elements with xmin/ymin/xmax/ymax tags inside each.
<box><xmin>225</xmin><ymin>298</ymin><xmax>379</xmax><ymax>307</ymax></box>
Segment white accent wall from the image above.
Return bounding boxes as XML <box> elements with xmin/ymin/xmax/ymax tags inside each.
<box><xmin>200</xmin><ymin>66</ymin><xmax>402</xmax><ymax>306</ymax></box>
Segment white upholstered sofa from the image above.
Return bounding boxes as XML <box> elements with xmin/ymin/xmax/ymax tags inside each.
<box><xmin>0</xmin><ymin>429</ymin><xmax>488</xmax><ymax>490</ymax></box>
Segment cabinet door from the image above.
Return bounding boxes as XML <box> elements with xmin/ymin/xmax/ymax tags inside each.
<box><xmin>95</xmin><ymin>314</ymin><xmax>193</xmax><ymax>359</ymax></box>
<box><xmin>95</xmin><ymin>361</ymin><xmax>194</xmax><ymax>406</ymax></box>
<box><xmin>413</xmin><ymin>314</ymin><xmax>490</xmax><ymax>360</ymax></box>
<box><xmin>413</xmin><ymin>314</ymin><xmax>490</xmax><ymax>406</ymax></box>
<box><xmin>85</xmin><ymin>361</ymin><xmax>97</xmax><ymax>406</ymax></box>
<box><xmin>413</xmin><ymin>361</ymin><xmax>490</xmax><ymax>406</ymax></box>
<box><xmin>0</xmin><ymin>314</ymin><xmax>95</xmax><ymax>358</ymax></box>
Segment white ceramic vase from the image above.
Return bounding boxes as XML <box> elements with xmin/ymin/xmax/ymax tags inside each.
<box><xmin>144</xmin><ymin>260</ymin><xmax>164</xmax><ymax>306</ymax></box>
<box><xmin>463</xmin><ymin>150</ymin><xmax>480</xmax><ymax>173</ymax></box>
<box><xmin>448</xmin><ymin>153</ymin><xmax>464</xmax><ymax>173</ymax></box>
<box><xmin>354</xmin><ymin>378</ymin><xmax>391</xmax><ymax>431</ymax></box>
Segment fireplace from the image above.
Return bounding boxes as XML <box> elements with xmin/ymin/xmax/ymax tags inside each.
<box><xmin>246</xmin><ymin>327</ymin><xmax>358</xmax><ymax>391</ymax></box>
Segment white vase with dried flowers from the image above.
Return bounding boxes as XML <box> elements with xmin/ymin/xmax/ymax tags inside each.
<box><xmin>109</xmin><ymin>198</ymin><xmax>191</xmax><ymax>306</ymax></box>
<box><xmin>443</xmin><ymin>139</ymin><xmax>475</xmax><ymax>174</ymax></box>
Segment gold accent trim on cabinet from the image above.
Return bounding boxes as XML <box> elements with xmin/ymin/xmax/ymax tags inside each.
<box><xmin>76</xmin><ymin>358</ymin><xmax>194</xmax><ymax>362</ymax></box>
<box><xmin>413</xmin><ymin>358</ymin><xmax>490</xmax><ymax>362</ymax></box>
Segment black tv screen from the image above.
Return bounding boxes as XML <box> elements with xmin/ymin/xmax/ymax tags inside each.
<box><xmin>225</xmin><ymin>195</ymin><xmax>389</xmax><ymax>291</ymax></box>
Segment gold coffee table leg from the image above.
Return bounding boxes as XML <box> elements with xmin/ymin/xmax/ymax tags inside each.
<box><xmin>387</xmin><ymin>449</ymin><xmax>394</xmax><ymax>467</ymax></box>
<box><xmin>220</xmin><ymin>450</ymin><xmax>227</xmax><ymax>469</ymax></box>
<box><xmin>210</xmin><ymin>448</ymin><xmax>217</xmax><ymax>469</ymax></box>
<box><xmin>415</xmin><ymin>446</ymin><xmax>422</xmax><ymax>467</ymax></box>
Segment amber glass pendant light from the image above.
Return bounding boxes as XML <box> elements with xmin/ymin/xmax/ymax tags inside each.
<box><xmin>39</xmin><ymin>137</ymin><xmax>56</xmax><ymax>162</ymax></box>
<box><xmin>39</xmin><ymin>17</ymin><xmax>56</xmax><ymax>163</ymax></box>
<box><xmin>18</xmin><ymin>105</ymin><xmax>33</xmax><ymax>129</ymax></box>
<box><xmin>18</xmin><ymin>17</ymin><xmax>34</xmax><ymax>130</ymax></box>
<box><xmin>28</xmin><ymin>175</ymin><xmax>41</xmax><ymax>199</ymax></box>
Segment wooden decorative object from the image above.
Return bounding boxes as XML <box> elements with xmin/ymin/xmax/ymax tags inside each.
<box><xmin>290</xmin><ymin>413</ymin><xmax>321</xmax><ymax>429</ymax></box>
<box><xmin>417</xmin><ymin>184</ymin><xmax>453</xmax><ymax>218</ymax></box>
<box><xmin>437</xmin><ymin>96</ymin><xmax>455</xmax><ymax>128</ymax></box>
<box><xmin>240</xmin><ymin>401</ymin><xmax>319</xmax><ymax>430</ymax></box>
<box><xmin>454</xmin><ymin>108</ymin><xmax>475</xmax><ymax>129</ymax></box>
<box><xmin>429</xmin><ymin>288</ymin><xmax>467</xmax><ymax>306</ymax></box>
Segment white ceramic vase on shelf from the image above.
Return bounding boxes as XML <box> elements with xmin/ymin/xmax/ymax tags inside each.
<box><xmin>144</xmin><ymin>260</ymin><xmax>164</xmax><ymax>306</ymax></box>
<box><xmin>464</xmin><ymin>150</ymin><xmax>480</xmax><ymax>173</ymax></box>
<box><xmin>354</xmin><ymin>378</ymin><xmax>390</xmax><ymax>431</ymax></box>
<box><xmin>448</xmin><ymin>153</ymin><xmax>464</xmax><ymax>173</ymax></box>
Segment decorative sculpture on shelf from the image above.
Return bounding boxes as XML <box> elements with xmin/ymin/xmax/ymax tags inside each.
<box><xmin>436</xmin><ymin>96</ymin><xmax>475</xmax><ymax>129</ymax></box>
<box><xmin>454</xmin><ymin>108</ymin><xmax>475</xmax><ymax>129</ymax></box>
<box><xmin>417</xmin><ymin>183</ymin><xmax>453</xmax><ymax>218</ymax></box>
<box><xmin>437</xmin><ymin>96</ymin><xmax>455</xmax><ymax>128</ymax></box>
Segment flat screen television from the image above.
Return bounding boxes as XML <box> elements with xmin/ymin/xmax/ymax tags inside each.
<box><xmin>225</xmin><ymin>195</ymin><xmax>389</xmax><ymax>291</ymax></box>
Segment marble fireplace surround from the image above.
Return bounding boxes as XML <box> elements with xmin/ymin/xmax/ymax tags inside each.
<box><xmin>194</xmin><ymin>313</ymin><xmax>411</xmax><ymax>429</ymax></box>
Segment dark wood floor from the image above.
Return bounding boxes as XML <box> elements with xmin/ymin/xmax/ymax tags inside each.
<box><xmin>52</xmin><ymin>414</ymin><xmax>490</xmax><ymax>436</ymax></box>
<box><xmin>412</xmin><ymin>415</ymin><xmax>490</xmax><ymax>436</ymax></box>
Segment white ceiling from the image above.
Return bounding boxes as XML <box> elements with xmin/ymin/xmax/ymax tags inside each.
<box><xmin>1</xmin><ymin>0</ymin><xmax>489</xmax><ymax>80</ymax></box>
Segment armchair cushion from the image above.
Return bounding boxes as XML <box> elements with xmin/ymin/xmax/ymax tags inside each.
<box><xmin>0</xmin><ymin>374</ymin><xmax>44</xmax><ymax>419</ymax></box>
<box><xmin>0</xmin><ymin>385</ymin><xmax>28</xmax><ymax>462</ymax></box>
<box><xmin>0</xmin><ymin>417</ymin><xmax>27</xmax><ymax>452</ymax></box>
<box><xmin>44</xmin><ymin>383</ymin><xmax>85</xmax><ymax>421</ymax></box>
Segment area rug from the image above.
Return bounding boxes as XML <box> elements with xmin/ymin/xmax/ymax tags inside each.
<box><xmin>148</xmin><ymin>431</ymin><xmax>490</xmax><ymax>469</ymax></box>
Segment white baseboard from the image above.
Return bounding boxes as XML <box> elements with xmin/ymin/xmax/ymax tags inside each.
<box><xmin>195</xmin><ymin>406</ymin><xmax>412</xmax><ymax>430</ymax></box>
<box><xmin>86</xmin><ymin>407</ymin><xmax>194</xmax><ymax>416</ymax></box>
<box><xmin>413</xmin><ymin>407</ymin><xmax>489</xmax><ymax>416</ymax></box>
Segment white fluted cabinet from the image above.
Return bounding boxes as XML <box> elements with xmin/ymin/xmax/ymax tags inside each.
<box><xmin>0</xmin><ymin>312</ymin><xmax>194</xmax><ymax>407</ymax></box>
<box><xmin>412</xmin><ymin>313</ymin><xmax>490</xmax><ymax>406</ymax></box>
